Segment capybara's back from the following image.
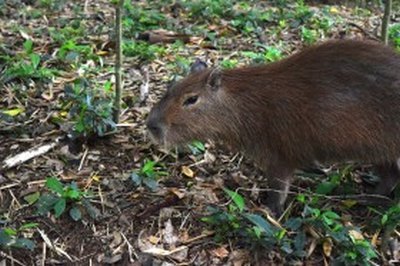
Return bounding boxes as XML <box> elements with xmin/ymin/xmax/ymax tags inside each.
<box><xmin>147</xmin><ymin>40</ymin><xmax>400</xmax><ymax>214</ymax></box>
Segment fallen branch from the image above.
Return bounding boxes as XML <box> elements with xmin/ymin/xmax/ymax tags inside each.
<box><xmin>1</xmin><ymin>138</ymin><xmax>61</xmax><ymax>171</ymax></box>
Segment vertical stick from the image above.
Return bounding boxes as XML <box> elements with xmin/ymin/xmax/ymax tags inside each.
<box><xmin>381</xmin><ymin>0</ymin><xmax>392</xmax><ymax>45</ymax></box>
<box><xmin>113</xmin><ymin>0</ymin><xmax>124</xmax><ymax>123</ymax></box>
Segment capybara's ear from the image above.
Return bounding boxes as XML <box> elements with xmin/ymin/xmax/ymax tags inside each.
<box><xmin>206</xmin><ymin>68</ymin><xmax>221</xmax><ymax>91</ymax></box>
<box><xmin>190</xmin><ymin>58</ymin><xmax>208</xmax><ymax>73</ymax></box>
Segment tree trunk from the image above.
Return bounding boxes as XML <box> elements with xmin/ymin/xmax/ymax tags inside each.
<box><xmin>113</xmin><ymin>0</ymin><xmax>124</xmax><ymax>123</ymax></box>
<box><xmin>381</xmin><ymin>0</ymin><xmax>392</xmax><ymax>45</ymax></box>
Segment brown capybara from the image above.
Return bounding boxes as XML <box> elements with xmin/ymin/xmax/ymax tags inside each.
<box><xmin>146</xmin><ymin>40</ymin><xmax>400</xmax><ymax>214</ymax></box>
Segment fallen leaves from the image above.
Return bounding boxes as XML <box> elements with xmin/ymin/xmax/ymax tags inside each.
<box><xmin>181</xmin><ymin>165</ymin><xmax>194</xmax><ymax>178</ymax></box>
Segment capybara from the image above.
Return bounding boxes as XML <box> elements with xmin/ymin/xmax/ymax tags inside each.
<box><xmin>147</xmin><ymin>40</ymin><xmax>400</xmax><ymax>214</ymax></box>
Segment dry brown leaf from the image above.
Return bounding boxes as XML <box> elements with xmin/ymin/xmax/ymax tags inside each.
<box><xmin>349</xmin><ymin>229</ymin><xmax>364</xmax><ymax>240</ymax></box>
<box><xmin>169</xmin><ymin>188</ymin><xmax>185</xmax><ymax>199</ymax></box>
<box><xmin>210</xmin><ymin>246</ymin><xmax>229</xmax><ymax>259</ymax></box>
<box><xmin>148</xmin><ymin>235</ymin><xmax>160</xmax><ymax>245</ymax></box>
<box><xmin>371</xmin><ymin>230</ymin><xmax>380</xmax><ymax>247</ymax></box>
<box><xmin>322</xmin><ymin>238</ymin><xmax>333</xmax><ymax>257</ymax></box>
<box><xmin>181</xmin><ymin>165</ymin><xmax>194</xmax><ymax>178</ymax></box>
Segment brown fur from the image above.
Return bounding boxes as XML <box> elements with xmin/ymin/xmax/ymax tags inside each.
<box><xmin>146</xmin><ymin>40</ymin><xmax>400</xmax><ymax>214</ymax></box>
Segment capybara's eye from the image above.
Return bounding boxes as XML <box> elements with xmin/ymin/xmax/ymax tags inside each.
<box><xmin>183</xmin><ymin>95</ymin><xmax>199</xmax><ymax>106</ymax></box>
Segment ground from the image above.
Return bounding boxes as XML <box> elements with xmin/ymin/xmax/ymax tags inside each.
<box><xmin>1</xmin><ymin>0</ymin><xmax>400</xmax><ymax>265</ymax></box>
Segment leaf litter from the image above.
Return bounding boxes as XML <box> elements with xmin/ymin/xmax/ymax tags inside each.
<box><xmin>0</xmin><ymin>0</ymin><xmax>399</xmax><ymax>265</ymax></box>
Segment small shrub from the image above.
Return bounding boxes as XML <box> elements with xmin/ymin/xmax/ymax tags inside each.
<box><xmin>1</xmin><ymin>40</ymin><xmax>56</xmax><ymax>83</ymax></box>
<box><xmin>26</xmin><ymin>177</ymin><xmax>99</xmax><ymax>221</ymax></box>
<box><xmin>0</xmin><ymin>223</ymin><xmax>38</xmax><ymax>251</ymax></box>
<box><xmin>131</xmin><ymin>159</ymin><xmax>168</xmax><ymax>191</ymax></box>
<box><xmin>63</xmin><ymin>78</ymin><xmax>116</xmax><ymax>138</ymax></box>
<box><xmin>123</xmin><ymin>40</ymin><xmax>165</xmax><ymax>61</ymax></box>
<box><xmin>389</xmin><ymin>24</ymin><xmax>400</xmax><ymax>49</ymax></box>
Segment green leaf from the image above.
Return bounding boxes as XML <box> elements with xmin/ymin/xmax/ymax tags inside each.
<box><xmin>2</xmin><ymin>107</ymin><xmax>25</xmax><ymax>117</ymax></box>
<box><xmin>63</xmin><ymin>187</ymin><xmax>81</xmax><ymax>200</ymax></box>
<box><xmin>296</xmin><ymin>194</ymin><xmax>306</xmax><ymax>204</ymax></box>
<box><xmin>36</xmin><ymin>194</ymin><xmax>59</xmax><ymax>215</ymax></box>
<box><xmin>381</xmin><ymin>214</ymin><xmax>388</xmax><ymax>225</ymax></box>
<box><xmin>82</xmin><ymin>198</ymin><xmax>101</xmax><ymax>220</ymax></box>
<box><xmin>19</xmin><ymin>223</ymin><xmax>39</xmax><ymax>231</ymax></box>
<box><xmin>142</xmin><ymin>160</ymin><xmax>156</xmax><ymax>175</ymax></box>
<box><xmin>244</xmin><ymin>214</ymin><xmax>275</xmax><ymax>236</ymax></box>
<box><xmin>53</xmin><ymin>198</ymin><xmax>66</xmax><ymax>218</ymax></box>
<box><xmin>294</xmin><ymin>231</ymin><xmax>306</xmax><ymax>253</ymax></box>
<box><xmin>46</xmin><ymin>177</ymin><xmax>64</xmax><ymax>194</ymax></box>
<box><xmin>30</xmin><ymin>53</ymin><xmax>41</xmax><ymax>69</ymax></box>
<box><xmin>191</xmin><ymin>140</ymin><xmax>205</xmax><ymax>152</ymax></box>
<box><xmin>130</xmin><ymin>172</ymin><xmax>142</xmax><ymax>186</ymax></box>
<box><xmin>24</xmin><ymin>192</ymin><xmax>40</xmax><ymax>205</ymax></box>
<box><xmin>143</xmin><ymin>177</ymin><xmax>159</xmax><ymax>191</ymax></box>
<box><xmin>285</xmin><ymin>217</ymin><xmax>303</xmax><ymax>231</ymax></box>
<box><xmin>253</xmin><ymin>226</ymin><xmax>262</xmax><ymax>238</ymax></box>
<box><xmin>4</xmin><ymin>228</ymin><xmax>17</xmax><ymax>236</ymax></box>
<box><xmin>103</xmin><ymin>80</ymin><xmax>112</xmax><ymax>92</ymax></box>
<box><xmin>69</xmin><ymin>206</ymin><xmax>82</xmax><ymax>221</ymax></box>
<box><xmin>13</xmin><ymin>238</ymin><xmax>35</xmax><ymax>250</ymax></box>
<box><xmin>0</xmin><ymin>230</ymin><xmax>12</xmax><ymax>245</ymax></box>
<box><xmin>323</xmin><ymin>211</ymin><xmax>340</xmax><ymax>220</ymax></box>
<box><xmin>23</xmin><ymin>39</ymin><xmax>33</xmax><ymax>54</ymax></box>
<box><xmin>316</xmin><ymin>181</ymin><xmax>337</xmax><ymax>195</ymax></box>
<box><xmin>223</xmin><ymin>188</ymin><xmax>245</xmax><ymax>212</ymax></box>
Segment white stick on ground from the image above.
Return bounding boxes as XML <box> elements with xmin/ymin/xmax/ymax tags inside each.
<box><xmin>1</xmin><ymin>138</ymin><xmax>61</xmax><ymax>170</ymax></box>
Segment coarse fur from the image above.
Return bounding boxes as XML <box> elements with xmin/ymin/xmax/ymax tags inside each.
<box><xmin>146</xmin><ymin>39</ymin><xmax>400</xmax><ymax>214</ymax></box>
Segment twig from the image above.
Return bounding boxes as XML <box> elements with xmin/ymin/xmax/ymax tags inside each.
<box><xmin>78</xmin><ymin>147</ymin><xmax>89</xmax><ymax>171</ymax></box>
<box><xmin>348</xmin><ymin>22</ymin><xmax>380</xmax><ymax>41</ymax></box>
<box><xmin>1</xmin><ymin>138</ymin><xmax>61</xmax><ymax>170</ymax></box>
<box><xmin>182</xmin><ymin>231</ymin><xmax>215</xmax><ymax>245</ymax></box>
<box><xmin>140</xmin><ymin>66</ymin><xmax>149</xmax><ymax>103</ymax></box>
<box><xmin>0</xmin><ymin>251</ymin><xmax>26</xmax><ymax>266</ymax></box>
<box><xmin>0</xmin><ymin>183</ymin><xmax>19</xmax><ymax>191</ymax></box>
<box><xmin>120</xmin><ymin>231</ymin><xmax>138</xmax><ymax>262</ymax></box>
<box><xmin>41</xmin><ymin>241</ymin><xmax>46</xmax><ymax>266</ymax></box>
<box><xmin>37</xmin><ymin>229</ymin><xmax>75</xmax><ymax>262</ymax></box>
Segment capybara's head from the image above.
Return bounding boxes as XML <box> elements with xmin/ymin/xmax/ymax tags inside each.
<box><xmin>146</xmin><ymin>64</ymin><xmax>234</xmax><ymax>147</ymax></box>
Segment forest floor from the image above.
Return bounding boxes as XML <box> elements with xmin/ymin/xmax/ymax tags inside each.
<box><xmin>1</xmin><ymin>0</ymin><xmax>400</xmax><ymax>265</ymax></box>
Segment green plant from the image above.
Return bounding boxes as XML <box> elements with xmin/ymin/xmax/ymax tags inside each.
<box><xmin>202</xmin><ymin>188</ymin><xmax>285</xmax><ymax>248</ymax></box>
<box><xmin>296</xmin><ymin>198</ymin><xmax>378</xmax><ymax>265</ymax></box>
<box><xmin>242</xmin><ymin>46</ymin><xmax>282</xmax><ymax>63</ymax></box>
<box><xmin>264</xmin><ymin>46</ymin><xmax>283</xmax><ymax>62</ymax></box>
<box><xmin>39</xmin><ymin>0</ymin><xmax>67</xmax><ymax>10</ymax></box>
<box><xmin>183</xmin><ymin>0</ymin><xmax>235</xmax><ymax>22</ymax></box>
<box><xmin>131</xmin><ymin>159</ymin><xmax>168</xmax><ymax>191</ymax></box>
<box><xmin>389</xmin><ymin>23</ymin><xmax>400</xmax><ymax>49</ymax></box>
<box><xmin>188</xmin><ymin>140</ymin><xmax>205</xmax><ymax>155</ymax></box>
<box><xmin>203</xmin><ymin>187</ymin><xmax>377</xmax><ymax>264</ymax></box>
<box><xmin>380</xmin><ymin>204</ymin><xmax>400</xmax><ymax>231</ymax></box>
<box><xmin>1</xmin><ymin>40</ymin><xmax>56</xmax><ymax>83</ymax></box>
<box><xmin>230</xmin><ymin>4</ymin><xmax>273</xmax><ymax>35</ymax></box>
<box><xmin>25</xmin><ymin>177</ymin><xmax>99</xmax><ymax>221</ymax></box>
<box><xmin>63</xmin><ymin>78</ymin><xmax>116</xmax><ymax>137</ymax></box>
<box><xmin>49</xmin><ymin>24</ymin><xmax>85</xmax><ymax>44</ymax></box>
<box><xmin>314</xmin><ymin>165</ymin><xmax>355</xmax><ymax>196</ymax></box>
<box><xmin>0</xmin><ymin>222</ymin><xmax>38</xmax><ymax>250</ymax></box>
<box><xmin>123</xmin><ymin>40</ymin><xmax>165</xmax><ymax>61</ymax></box>
<box><xmin>58</xmin><ymin>40</ymin><xmax>98</xmax><ymax>63</ymax></box>
<box><xmin>301</xmin><ymin>26</ymin><xmax>317</xmax><ymax>45</ymax></box>
<box><xmin>220</xmin><ymin>58</ymin><xmax>238</xmax><ymax>69</ymax></box>
<box><xmin>123</xmin><ymin>3</ymin><xmax>169</xmax><ymax>33</ymax></box>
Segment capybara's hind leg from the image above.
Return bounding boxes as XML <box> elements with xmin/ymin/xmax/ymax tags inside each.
<box><xmin>374</xmin><ymin>162</ymin><xmax>400</xmax><ymax>195</ymax></box>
